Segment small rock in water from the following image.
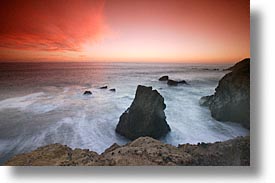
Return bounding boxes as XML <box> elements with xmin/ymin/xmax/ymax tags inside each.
<box><xmin>167</xmin><ymin>79</ymin><xmax>178</xmax><ymax>86</ymax></box>
<box><xmin>167</xmin><ymin>79</ymin><xmax>187</xmax><ymax>86</ymax></box>
<box><xmin>83</xmin><ymin>91</ymin><xmax>92</xmax><ymax>95</ymax></box>
<box><xmin>99</xmin><ymin>86</ymin><xmax>108</xmax><ymax>89</ymax></box>
<box><xmin>159</xmin><ymin>75</ymin><xmax>169</xmax><ymax>81</ymax></box>
<box><xmin>109</xmin><ymin>88</ymin><xmax>116</xmax><ymax>92</ymax></box>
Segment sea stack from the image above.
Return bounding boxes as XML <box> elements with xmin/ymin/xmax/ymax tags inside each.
<box><xmin>200</xmin><ymin>58</ymin><xmax>250</xmax><ymax>128</ymax></box>
<box><xmin>115</xmin><ymin>85</ymin><xmax>170</xmax><ymax>140</ymax></box>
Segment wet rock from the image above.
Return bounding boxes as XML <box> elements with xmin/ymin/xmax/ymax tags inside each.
<box><xmin>115</xmin><ymin>85</ymin><xmax>170</xmax><ymax>140</ymax></box>
<box><xmin>83</xmin><ymin>91</ymin><xmax>92</xmax><ymax>95</ymax></box>
<box><xmin>159</xmin><ymin>75</ymin><xmax>169</xmax><ymax>81</ymax></box>
<box><xmin>167</xmin><ymin>79</ymin><xmax>187</xmax><ymax>86</ymax></box>
<box><xmin>99</xmin><ymin>86</ymin><xmax>108</xmax><ymax>89</ymax></box>
<box><xmin>200</xmin><ymin>58</ymin><xmax>250</xmax><ymax>129</ymax></box>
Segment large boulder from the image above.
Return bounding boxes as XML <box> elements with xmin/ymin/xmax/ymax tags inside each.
<box><xmin>200</xmin><ymin>58</ymin><xmax>250</xmax><ymax>128</ymax></box>
<box><xmin>115</xmin><ymin>85</ymin><xmax>170</xmax><ymax>140</ymax></box>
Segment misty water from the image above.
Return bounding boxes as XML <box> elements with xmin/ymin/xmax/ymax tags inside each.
<box><xmin>0</xmin><ymin>62</ymin><xmax>249</xmax><ymax>164</ymax></box>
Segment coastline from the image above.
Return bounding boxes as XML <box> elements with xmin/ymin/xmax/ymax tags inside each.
<box><xmin>5</xmin><ymin>136</ymin><xmax>250</xmax><ymax>166</ymax></box>
<box><xmin>2</xmin><ymin>58</ymin><xmax>250</xmax><ymax>166</ymax></box>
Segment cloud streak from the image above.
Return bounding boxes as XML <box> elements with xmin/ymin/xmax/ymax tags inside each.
<box><xmin>0</xmin><ymin>0</ymin><xmax>108</xmax><ymax>52</ymax></box>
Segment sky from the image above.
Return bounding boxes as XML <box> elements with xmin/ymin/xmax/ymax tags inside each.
<box><xmin>0</xmin><ymin>0</ymin><xmax>250</xmax><ymax>63</ymax></box>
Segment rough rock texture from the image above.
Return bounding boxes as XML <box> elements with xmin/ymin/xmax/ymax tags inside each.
<box><xmin>200</xmin><ymin>58</ymin><xmax>250</xmax><ymax>129</ymax></box>
<box><xmin>5</xmin><ymin>136</ymin><xmax>250</xmax><ymax>166</ymax></box>
<box><xmin>115</xmin><ymin>85</ymin><xmax>170</xmax><ymax>140</ymax></box>
<box><xmin>167</xmin><ymin>79</ymin><xmax>187</xmax><ymax>86</ymax></box>
<box><xmin>159</xmin><ymin>75</ymin><xmax>169</xmax><ymax>81</ymax></box>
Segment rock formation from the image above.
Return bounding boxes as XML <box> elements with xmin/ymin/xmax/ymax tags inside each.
<box><xmin>200</xmin><ymin>58</ymin><xmax>250</xmax><ymax>128</ymax></box>
<box><xmin>159</xmin><ymin>75</ymin><xmax>169</xmax><ymax>81</ymax></box>
<box><xmin>83</xmin><ymin>91</ymin><xmax>92</xmax><ymax>95</ymax></box>
<box><xmin>5</xmin><ymin>136</ymin><xmax>250</xmax><ymax>166</ymax></box>
<box><xmin>167</xmin><ymin>79</ymin><xmax>188</xmax><ymax>86</ymax></box>
<box><xmin>99</xmin><ymin>86</ymin><xmax>108</xmax><ymax>89</ymax></box>
<box><xmin>115</xmin><ymin>85</ymin><xmax>170</xmax><ymax>140</ymax></box>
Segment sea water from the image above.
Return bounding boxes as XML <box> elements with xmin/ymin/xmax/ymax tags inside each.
<box><xmin>0</xmin><ymin>62</ymin><xmax>249</xmax><ymax>164</ymax></box>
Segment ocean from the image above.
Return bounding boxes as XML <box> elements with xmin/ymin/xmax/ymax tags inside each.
<box><xmin>0</xmin><ymin>62</ymin><xmax>249</xmax><ymax>164</ymax></box>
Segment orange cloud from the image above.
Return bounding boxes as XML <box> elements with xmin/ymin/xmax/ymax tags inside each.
<box><xmin>0</xmin><ymin>0</ymin><xmax>108</xmax><ymax>52</ymax></box>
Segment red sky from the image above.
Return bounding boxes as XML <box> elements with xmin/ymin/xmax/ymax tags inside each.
<box><xmin>0</xmin><ymin>0</ymin><xmax>250</xmax><ymax>63</ymax></box>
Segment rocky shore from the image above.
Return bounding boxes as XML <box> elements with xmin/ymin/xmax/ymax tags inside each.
<box><xmin>4</xmin><ymin>59</ymin><xmax>250</xmax><ymax>166</ymax></box>
<box><xmin>200</xmin><ymin>58</ymin><xmax>250</xmax><ymax>129</ymax></box>
<box><xmin>5</xmin><ymin>136</ymin><xmax>249</xmax><ymax>166</ymax></box>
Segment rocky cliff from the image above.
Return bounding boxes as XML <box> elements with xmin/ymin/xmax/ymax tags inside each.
<box><xmin>5</xmin><ymin>136</ymin><xmax>249</xmax><ymax>166</ymax></box>
<box><xmin>200</xmin><ymin>58</ymin><xmax>250</xmax><ymax>128</ymax></box>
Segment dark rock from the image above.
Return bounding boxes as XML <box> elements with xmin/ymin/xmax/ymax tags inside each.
<box><xmin>159</xmin><ymin>75</ymin><xmax>169</xmax><ymax>81</ymax></box>
<box><xmin>200</xmin><ymin>58</ymin><xmax>250</xmax><ymax>129</ymax></box>
<box><xmin>99</xmin><ymin>86</ymin><xmax>108</xmax><ymax>89</ymax></box>
<box><xmin>167</xmin><ymin>79</ymin><xmax>178</xmax><ymax>86</ymax></box>
<box><xmin>177</xmin><ymin>80</ymin><xmax>188</xmax><ymax>84</ymax></box>
<box><xmin>115</xmin><ymin>85</ymin><xmax>170</xmax><ymax>140</ymax></box>
<box><xmin>109</xmin><ymin>88</ymin><xmax>116</xmax><ymax>92</ymax></box>
<box><xmin>199</xmin><ymin>96</ymin><xmax>212</xmax><ymax>106</ymax></box>
<box><xmin>83</xmin><ymin>91</ymin><xmax>92</xmax><ymax>95</ymax></box>
<box><xmin>167</xmin><ymin>79</ymin><xmax>188</xmax><ymax>86</ymax></box>
<box><xmin>224</xmin><ymin>58</ymin><xmax>250</xmax><ymax>71</ymax></box>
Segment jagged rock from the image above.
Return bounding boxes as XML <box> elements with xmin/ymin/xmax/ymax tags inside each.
<box><xmin>115</xmin><ymin>85</ymin><xmax>170</xmax><ymax>140</ymax></box>
<box><xmin>159</xmin><ymin>75</ymin><xmax>169</xmax><ymax>81</ymax></box>
<box><xmin>5</xmin><ymin>136</ymin><xmax>250</xmax><ymax>166</ymax></box>
<box><xmin>99</xmin><ymin>86</ymin><xmax>108</xmax><ymax>89</ymax></box>
<box><xmin>224</xmin><ymin>58</ymin><xmax>250</xmax><ymax>71</ymax></box>
<box><xmin>83</xmin><ymin>91</ymin><xmax>92</xmax><ymax>95</ymax></box>
<box><xmin>167</xmin><ymin>79</ymin><xmax>187</xmax><ymax>86</ymax></box>
<box><xmin>200</xmin><ymin>58</ymin><xmax>250</xmax><ymax>128</ymax></box>
<box><xmin>109</xmin><ymin>88</ymin><xmax>116</xmax><ymax>92</ymax></box>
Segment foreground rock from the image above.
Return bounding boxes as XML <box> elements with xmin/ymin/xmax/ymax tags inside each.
<box><xmin>167</xmin><ymin>79</ymin><xmax>188</xmax><ymax>86</ymax></box>
<box><xmin>115</xmin><ymin>85</ymin><xmax>170</xmax><ymax>140</ymax></box>
<box><xmin>5</xmin><ymin>136</ymin><xmax>250</xmax><ymax>166</ymax></box>
<box><xmin>200</xmin><ymin>58</ymin><xmax>250</xmax><ymax>128</ymax></box>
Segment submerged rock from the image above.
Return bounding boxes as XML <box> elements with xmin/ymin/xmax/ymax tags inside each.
<box><xmin>159</xmin><ymin>75</ymin><xmax>169</xmax><ymax>81</ymax></box>
<box><xmin>99</xmin><ymin>86</ymin><xmax>108</xmax><ymax>89</ymax></box>
<box><xmin>200</xmin><ymin>58</ymin><xmax>250</xmax><ymax>128</ymax></box>
<box><xmin>115</xmin><ymin>85</ymin><xmax>170</xmax><ymax>140</ymax></box>
<box><xmin>167</xmin><ymin>79</ymin><xmax>187</xmax><ymax>86</ymax></box>
<box><xmin>83</xmin><ymin>91</ymin><xmax>92</xmax><ymax>95</ymax></box>
<box><xmin>5</xmin><ymin>136</ymin><xmax>250</xmax><ymax>166</ymax></box>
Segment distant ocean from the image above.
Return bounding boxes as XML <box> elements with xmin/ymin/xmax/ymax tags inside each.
<box><xmin>0</xmin><ymin>62</ymin><xmax>249</xmax><ymax>164</ymax></box>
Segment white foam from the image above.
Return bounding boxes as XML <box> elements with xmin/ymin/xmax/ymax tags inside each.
<box><xmin>0</xmin><ymin>92</ymin><xmax>45</xmax><ymax>110</ymax></box>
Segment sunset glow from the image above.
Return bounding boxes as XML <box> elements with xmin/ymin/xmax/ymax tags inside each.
<box><xmin>0</xmin><ymin>0</ymin><xmax>250</xmax><ymax>63</ymax></box>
